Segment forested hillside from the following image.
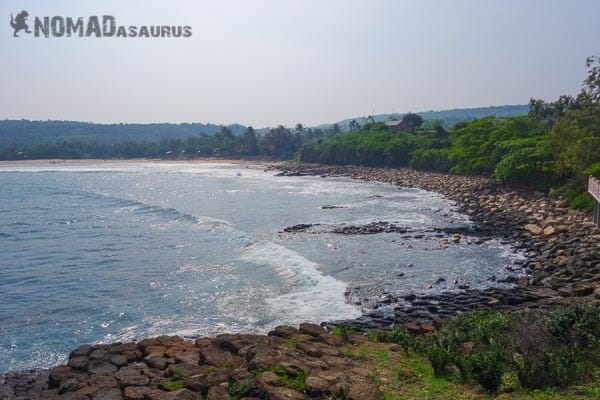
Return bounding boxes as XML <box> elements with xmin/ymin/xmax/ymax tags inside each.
<box><xmin>0</xmin><ymin>120</ymin><xmax>249</xmax><ymax>149</ymax></box>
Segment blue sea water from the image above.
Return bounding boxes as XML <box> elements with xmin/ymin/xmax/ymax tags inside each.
<box><xmin>0</xmin><ymin>161</ymin><xmax>521</xmax><ymax>372</ymax></box>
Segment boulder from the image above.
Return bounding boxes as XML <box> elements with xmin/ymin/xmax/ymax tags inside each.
<box><xmin>268</xmin><ymin>326</ymin><xmax>300</xmax><ymax>339</ymax></box>
<box><xmin>298</xmin><ymin>323</ymin><xmax>328</xmax><ymax>337</ymax></box>
<box><xmin>114</xmin><ymin>367</ymin><xmax>150</xmax><ymax>388</ymax></box>
<box><xmin>87</xmin><ymin>360</ymin><xmax>118</xmax><ymax>375</ymax></box>
<box><xmin>524</xmin><ymin>224</ymin><xmax>543</xmax><ymax>235</ymax></box>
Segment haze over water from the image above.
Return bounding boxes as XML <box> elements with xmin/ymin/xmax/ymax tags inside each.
<box><xmin>0</xmin><ymin>162</ymin><xmax>521</xmax><ymax>372</ymax></box>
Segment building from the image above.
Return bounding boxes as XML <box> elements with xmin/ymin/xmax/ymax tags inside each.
<box><xmin>384</xmin><ymin>119</ymin><xmax>407</xmax><ymax>132</ymax></box>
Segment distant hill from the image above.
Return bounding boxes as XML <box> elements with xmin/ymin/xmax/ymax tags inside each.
<box><xmin>330</xmin><ymin>105</ymin><xmax>529</xmax><ymax>130</ymax></box>
<box><xmin>0</xmin><ymin>120</ymin><xmax>250</xmax><ymax>150</ymax></box>
<box><xmin>0</xmin><ymin>105</ymin><xmax>529</xmax><ymax>150</ymax></box>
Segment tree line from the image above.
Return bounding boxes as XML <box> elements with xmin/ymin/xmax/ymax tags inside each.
<box><xmin>298</xmin><ymin>56</ymin><xmax>600</xmax><ymax>209</ymax></box>
<box><xmin>0</xmin><ymin>124</ymin><xmax>339</xmax><ymax>161</ymax></box>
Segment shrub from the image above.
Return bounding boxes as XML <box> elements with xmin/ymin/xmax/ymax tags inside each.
<box><xmin>545</xmin><ymin>304</ymin><xmax>600</xmax><ymax>350</ymax></box>
<box><xmin>229</xmin><ymin>371</ymin><xmax>260</xmax><ymax>400</ymax></box>
<box><xmin>570</xmin><ymin>192</ymin><xmax>594</xmax><ymax>210</ymax></box>
<box><xmin>513</xmin><ymin>305</ymin><xmax>600</xmax><ymax>389</ymax></box>
<box><xmin>425</xmin><ymin>310</ymin><xmax>515</xmax><ymax>392</ymax></box>
<box><xmin>584</xmin><ymin>162</ymin><xmax>600</xmax><ymax>179</ymax></box>
<box><xmin>462</xmin><ymin>345</ymin><xmax>506</xmax><ymax>392</ymax></box>
<box><xmin>384</xmin><ymin>328</ymin><xmax>417</xmax><ymax>354</ymax></box>
<box><xmin>410</xmin><ymin>148</ymin><xmax>452</xmax><ymax>172</ymax></box>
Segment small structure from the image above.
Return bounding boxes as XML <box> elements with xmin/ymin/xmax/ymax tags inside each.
<box><xmin>588</xmin><ymin>175</ymin><xmax>600</xmax><ymax>225</ymax></box>
<box><xmin>384</xmin><ymin>119</ymin><xmax>407</xmax><ymax>132</ymax></box>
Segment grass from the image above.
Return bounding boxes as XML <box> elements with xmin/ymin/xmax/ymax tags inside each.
<box><xmin>342</xmin><ymin>344</ymin><xmax>368</xmax><ymax>360</ymax></box>
<box><xmin>349</xmin><ymin>338</ymin><xmax>600</xmax><ymax>400</ymax></box>
<box><xmin>163</xmin><ymin>365</ymin><xmax>187</xmax><ymax>391</ymax></box>
<box><xmin>330</xmin><ymin>325</ymin><xmax>355</xmax><ymax>340</ymax></box>
<box><xmin>163</xmin><ymin>379</ymin><xmax>184</xmax><ymax>391</ymax></box>
<box><xmin>269</xmin><ymin>365</ymin><xmax>308</xmax><ymax>392</ymax></box>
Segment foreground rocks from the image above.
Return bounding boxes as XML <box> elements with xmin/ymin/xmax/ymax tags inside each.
<box><xmin>273</xmin><ymin>163</ymin><xmax>600</xmax><ymax>329</ymax></box>
<box><xmin>0</xmin><ymin>324</ymin><xmax>385</xmax><ymax>400</ymax></box>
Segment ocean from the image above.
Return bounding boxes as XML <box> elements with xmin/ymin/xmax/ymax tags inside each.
<box><xmin>0</xmin><ymin>161</ymin><xmax>521</xmax><ymax>372</ymax></box>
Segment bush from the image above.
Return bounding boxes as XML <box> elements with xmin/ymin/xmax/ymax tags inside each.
<box><xmin>550</xmin><ymin>183</ymin><xmax>594</xmax><ymax>210</ymax></box>
<box><xmin>384</xmin><ymin>328</ymin><xmax>418</xmax><ymax>354</ymax></box>
<box><xmin>229</xmin><ymin>371</ymin><xmax>259</xmax><ymax>400</ymax></box>
<box><xmin>410</xmin><ymin>148</ymin><xmax>452</xmax><ymax>172</ymax></box>
<box><xmin>424</xmin><ymin>310</ymin><xmax>514</xmax><ymax>392</ymax></box>
<box><xmin>584</xmin><ymin>162</ymin><xmax>600</xmax><ymax>179</ymax></box>
<box><xmin>545</xmin><ymin>304</ymin><xmax>600</xmax><ymax>349</ymax></box>
<box><xmin>510</xmin><ymin>305</ymin><xmax>600</xmax><ymax>389</ymax></box>
<box><xmin>462</xmin><ymin>345</ymin><xmax>507</xmax><ymax>392</ymax></box>
<box><xmin>417</xmin><ymin>307</ymin><xmax>600</xmax><ymax>392</ymax></box>
<box><xmin>512</xmin><ymin>310</ymin><xmax>594</xmax><ymax>389</ymax></box>
<box><xmin>570</xmin><ymin>192</ymin><xmax>594</xmax><ymax>210</ymax></box>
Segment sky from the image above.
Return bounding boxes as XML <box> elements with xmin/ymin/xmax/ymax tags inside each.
<box><xmin>1</xmin><ymin>0</ymin><xmax>599</xmax><ymax>128</ymax></box>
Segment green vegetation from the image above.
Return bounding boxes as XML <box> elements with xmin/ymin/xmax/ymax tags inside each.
<box><xmin>372</xmin><ymin>305</ymin><xmax>600</xmax><ymax>395</ymax></box>
<box><xmin>298</xmin><ymin>56</ymin><xmax>600</xmax><ymax>208</ymax></box>
<box><xmin>0</xmin><ymin>123</ymin><xmax>332</xmax><ymax>161</ymax></box>
<box><xmin>342</xmin><ymin>344</ymin><xmax>369</xmax><ymax>360</ymax></box>
<box><xmin>229</xmin><ymin>370</ymin><xmax>260</xmax><ymax>400</ymax></box>
<box><xmin>330</xmin><ymin>325</ymin><xmax>355</xmax><ymax>341</ymax></box>
<box><xmin>228</xmin><ymin>365</ymin><xmax>309</xmax><ymax>398</ymax></box>
<box><xmin>269</xmin><ymin>365</ymin><xmax>309</xmax><ymax>392</ymax></box>
<box><xmin>163</xmin><ymin>365</ymin><xmax>187</xmax><ymax>391</ymax></box>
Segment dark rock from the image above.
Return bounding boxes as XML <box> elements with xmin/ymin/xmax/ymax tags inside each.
<box><xmin>68</xmin><ymin>356</ymin><xmax>89</xmax><ymax>370</ymax></box>
<box><xmin>92</xmin><ymin>388</ymin><xmax>123</xmax><ymax>400</ymax></box>
<box><xmin>268</xmin><ymin>325</ymin><xmax>299</xmax><ymax>339</ymax></box>
<box><xmin>114</xmin><ymin>367</ymin><xmax>150</xmax><ymax>388</ymax></box>
<box><xmin>298</xmin><ymin>323</ymin><xmax>328</xmax><ymax>337</ymax></box>
<box><xmin>87</xmin><ymin>360</ymin><xmax>118</xmax><ymax>375</ymax></box>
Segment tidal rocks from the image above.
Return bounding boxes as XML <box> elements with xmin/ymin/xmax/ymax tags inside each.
<box><xmin>282</xmin><ymin>223</ymin><xmax>319</xmax><ymax>233</ymax></box>
<box><xmin>274</xmin><ymin>163</ymin><xmax>600</xmax><ymax>331</ymax></box>
<box><xmin>0</xmin><ymin>326</ymin><xmax>405</xmax><ymax>399</ymax></box>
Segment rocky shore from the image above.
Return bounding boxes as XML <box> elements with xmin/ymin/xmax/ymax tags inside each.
<box><xmin>1</xmin><ymin>324</ymin><xmax>388</xmax><ymax>400</ymax></box>
<box><xmin>272</xmin><ymin>163</ymin><xmax>600</xmax><ymax>331</ymax></box>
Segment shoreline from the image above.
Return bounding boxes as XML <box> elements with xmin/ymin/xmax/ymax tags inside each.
<box><xmin>0</xmin><ymin>157</ymin><xmax>268</xmax><ymax>168</ymax></box>
<box><xmin>3</xmin><ymin>160</ymin><xmax>600</xmax><ymax>399</ymax></box>
<box><xmin>272</xmin><ymin>163</ymin><xmax>600</xmax><ymax>331</ymax></box>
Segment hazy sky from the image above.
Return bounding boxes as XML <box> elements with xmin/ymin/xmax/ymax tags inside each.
<box><xmin>1</xmin><ymin>0</ymin><xmax>599</xmax><ymax>127</ymax></box>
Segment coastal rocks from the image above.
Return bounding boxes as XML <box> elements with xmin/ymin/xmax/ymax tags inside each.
<box><xmin>331</xmin><ymin>222</ymin><xmax>408</xmax><ymax>235</ymax></box>
<box><xmin>282</xmin><ymin>223</ymin><xmax>319</xmax><ymax>233</ymax></box>
<box><xmin>524</xmin><ymin>224</ymin><xmax>543</xmax><ymax>235</ymax></box>
<box><xmin>0</xmin><ymin>370</ymin><xmax>51</xmax><ymax>400</ymax></box>
<box><xmin>1</xmin><ymin>326</ymin><xmax>393</xmax><ymax>400</ymax></box>
<box><xmin>272</xmin><ymin>163</ymin><xmax>600</xmax><ymax>331</ymax></box>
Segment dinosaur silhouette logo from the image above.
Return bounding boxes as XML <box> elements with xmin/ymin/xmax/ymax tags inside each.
<box><xmin>10</xmin><ymin>10</ymin><xmax>31</xmax><ymax>37</ymax></box>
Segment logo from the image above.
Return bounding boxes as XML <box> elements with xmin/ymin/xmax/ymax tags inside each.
<box><xmin>10</xmin><ymin>10</ymin><xmax>31</xmax><ymax>37</ymax></box>
<box><xmin>10</xmin><ymin>11</ymin><xmax>191</xmax><ymax>38</ymax></box>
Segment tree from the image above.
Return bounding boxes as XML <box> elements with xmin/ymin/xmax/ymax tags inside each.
<box><xmin>583</xmin><ymin>55</ymin><xmax>600</xmax><ymax>102</ymax></box>
<box><xmin>402</xmin><ymin>113</ymin><xmax>424</xmax><ymax>132</ymax></box>
<box><xmin>260</xmin><ymin>125</ymin><xmax>299</xmax><ymax>159</ymax></box>
<box><xmin>349</xmin><ymin>119</ymin><xmax>361</xmax><ymax>131</ymax></box>
<box><xmin>241</xmin><ymin>127</ymin><xmax>259</xmax><ymax>155</ymax></box>
<box><xmin>295</xmin><ymin>123</ymin><xmax>305</xmax><ymax>135</ymax></box>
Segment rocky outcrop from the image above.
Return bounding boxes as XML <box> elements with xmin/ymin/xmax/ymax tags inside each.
<box><xmin>0</xmin><ymin>325</ymin><xmax>386</xmax><ymax>400</ymax></box>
